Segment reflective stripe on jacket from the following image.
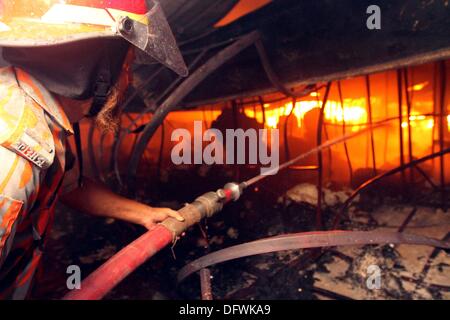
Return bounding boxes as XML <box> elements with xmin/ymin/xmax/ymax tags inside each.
<box><xmin>0</xmin><ymin>66</ymin><xmax>74</xmax><ymax>299</ymax></box>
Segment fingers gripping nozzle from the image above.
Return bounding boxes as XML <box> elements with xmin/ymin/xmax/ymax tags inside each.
<box><xmin>162</xmin><ymin>182</ymin><xmax>246</xmax><ymax>238</ymax></box>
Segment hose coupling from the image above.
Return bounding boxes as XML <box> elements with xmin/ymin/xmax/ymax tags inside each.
<box><xmin>216</xmin><ymin>182</ymin><xmax>244</xmax><ymax>203</ymax></box>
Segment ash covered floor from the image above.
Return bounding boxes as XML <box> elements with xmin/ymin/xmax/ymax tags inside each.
<box><xmin>31</xmin><ymin>167</ymin><xmax>450</xmax><ymax>300</ymax></box>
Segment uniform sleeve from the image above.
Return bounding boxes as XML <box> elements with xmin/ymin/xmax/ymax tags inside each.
<box><xmin>0</xmin><ymin>146</ymin><xmax>41</xmax><ymax>266</ymax></box>
<box><xmin>60</xmin><ymin>141</ymin><xmax>80</xmax><ymax>195</ymax></box>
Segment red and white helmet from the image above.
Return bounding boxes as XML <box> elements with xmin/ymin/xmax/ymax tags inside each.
<box><xmin>0</xmin><ymin>0</ymin><xmax>187</xmax><ymax>76</ymax></box>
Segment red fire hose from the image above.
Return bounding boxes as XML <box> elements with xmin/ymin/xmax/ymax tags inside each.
<box><xmin>63</xmin><ymin>225</ymin><xmax>172</xmax><ymax>300</ymax></box>
<box><xmin>63</xmin><ymin>184</ymin><xmax>241</xmax><ymax>300</ymax></box>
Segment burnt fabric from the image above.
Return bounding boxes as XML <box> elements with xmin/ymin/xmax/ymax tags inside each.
<box><xmin>0</xmin><ymin>67</ymin><xmax>78</xmax><ymax>299</ymax></box>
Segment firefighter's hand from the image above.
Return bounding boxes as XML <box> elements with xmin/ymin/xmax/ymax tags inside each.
<box><xmin>140</xmin><ymin>207</ymin><xmax>185</xmax><ymax>230</ymax></box>
<box><xmin>60</xmin><ymin>179</ymin><xmax>185</xmax><ymax>230</ymax></box>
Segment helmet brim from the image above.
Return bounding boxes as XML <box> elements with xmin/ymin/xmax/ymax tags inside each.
<box><xmin>0</xmin><ymin>3</ymin><xmax>188</xmax><ymax>77</ymax></box>
<box><xmin>0</xmin><ymin>21</ymin><xmax>117</xmax><ymax>47</ymax></box>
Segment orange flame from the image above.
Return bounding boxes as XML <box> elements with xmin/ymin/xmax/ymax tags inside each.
<box><xmin>245</xmin><ymin>97</ymin><xmax>368</xmax><ymax>129</ymax></box>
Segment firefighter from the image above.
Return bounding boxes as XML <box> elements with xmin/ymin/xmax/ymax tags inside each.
<box><xmin>0</xmin><ymin>0</ymin><xmax>187</xmax><ymax>299</ymax></box>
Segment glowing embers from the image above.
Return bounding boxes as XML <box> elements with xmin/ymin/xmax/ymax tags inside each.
<box><xmin>400</xmin><ymin>113</ymin><xmax>450</xmax><ymax>131</ymax></box>
<box><xmin>407</xmin><ymin>81</ymin><xmax>429</xmax><ymax>92</ymax></box>
<box><xmin>401</xmin><ymin>112</ymin><xmax>435</xmax><ymax>130</ymax></box>
<box><xmin>245</xmin><ymin>98</ymin><xmax>368</xmax><ymax>129</ymax></box>
<box><xmin>324</xmin><ymin>99</ymin><xmax>367</xmax><ymax>125</ymax></box>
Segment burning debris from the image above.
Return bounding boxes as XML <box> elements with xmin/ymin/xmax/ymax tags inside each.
<box><xmin>283</xmin><ymin>183</ymin><xmax>356</xmax><ymax>208</ymax></box>
<box><xmin>314</xmin><ymin>206</ymin><xmax>450</xmax><ymax>300</ymax></box>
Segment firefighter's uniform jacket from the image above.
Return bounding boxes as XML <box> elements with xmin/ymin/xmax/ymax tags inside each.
<box><xmin>0</xmin><ymin>66</ymin><xmax>78</xmax><ymax>299</ymax></box>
